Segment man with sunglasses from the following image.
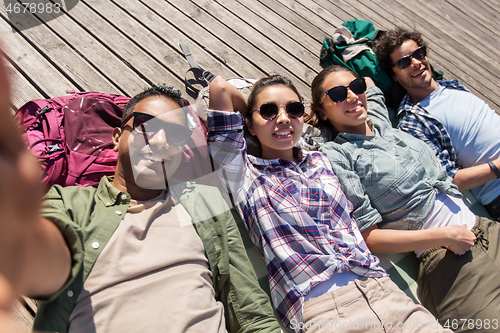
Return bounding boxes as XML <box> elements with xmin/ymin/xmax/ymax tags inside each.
<box><xmin>376</xmin><ymin>27</ymin><xmax>500</xmax><ymax>222</ymax></box>
<box><xmin>25</xmin><ymin>85</ymin><xmax>281</xmax><ymax>333</ymax></box>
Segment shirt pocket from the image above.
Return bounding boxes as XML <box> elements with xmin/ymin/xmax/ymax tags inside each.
<box><xmin>354</xmin><ymin>139</ymin><xmax>425</xmax><ymax>212</ymax></box>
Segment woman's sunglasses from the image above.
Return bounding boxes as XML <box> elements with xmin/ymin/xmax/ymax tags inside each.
<box><xmin>393</xmin><ymin>46</ymin><xmax>427</xmax><ymax>69</ymax></box>
<box><xmin>254</xmin><ymin>101</ymin><xmax>305</xmax><ymax>121</ymax></box>
<box><xmin>122</xmin><ymin>111</ymin><xmax>191</xmax><ymax>146</ymax></box>
<box><xmin>323</xmin><ymin>77</ymin><xmax>367</xmax><ymax>103</ymax></box>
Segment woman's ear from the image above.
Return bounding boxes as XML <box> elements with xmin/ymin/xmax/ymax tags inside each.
<box><xmin>319</xmin><ymin>110</ymin><xmax>328</xmax><ymax>121</ymax></box>
<box><xmin>112</xmin><ymin>127</ymin><xmax>122</xmax><ymax>152</ymax></box>
<box><xmin>246</xmin><ymin>118</ymin><xmax>256</xmax><ymax>136</ymax></box>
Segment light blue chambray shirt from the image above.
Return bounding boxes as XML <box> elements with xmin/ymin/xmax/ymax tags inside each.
<box><xmin>319</xmin><ymin>86</ymin><xmax>462</xmax><ymax>231</ymax></box>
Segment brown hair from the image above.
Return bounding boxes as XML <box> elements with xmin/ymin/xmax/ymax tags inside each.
<box><xmin>308</xmin><ymin>65</ymin><xmax>357</xmax><ymax>130</ymax></box>
<box><xmin>375</xmin><ymin>27</ymin><xmax>427</xmax><ymax>76</ymax></box>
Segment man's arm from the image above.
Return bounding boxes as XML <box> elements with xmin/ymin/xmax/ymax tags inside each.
<box><xmin>452</xmin><ymin>158</ymin><xmax>500</xmax><ymax>192</ymax></box>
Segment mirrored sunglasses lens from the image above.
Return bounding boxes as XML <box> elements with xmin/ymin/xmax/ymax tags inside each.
<box><xmin>259</xmin><ymin>103</ymin><xmax>279</xmax><ymax>120</ymax></box>
<box><xmin>327</xmin><ymin>86</ymin><xmax>348</xmax><ymax>103</ymax></box>
<box><xmin>349</xmin><ymin>78</ymin><xmax>367</xmax><ymax>94</ymax></box>
<box><xmin>286</xmin><ymin>102</ymin><xmax>304</xmax><ymax>117</ymax></box>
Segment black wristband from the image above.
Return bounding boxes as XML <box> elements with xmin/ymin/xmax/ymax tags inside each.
<box><xmin>488</xmin><ymin>161</ymin><xmax>500</xmax><ymax>179</ymax></box>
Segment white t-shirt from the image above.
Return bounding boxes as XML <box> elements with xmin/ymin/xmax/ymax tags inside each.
<box><xmin>419</xmin><ymin>86</ymin><xmax>500</xmax><ymax>205</ymax></box>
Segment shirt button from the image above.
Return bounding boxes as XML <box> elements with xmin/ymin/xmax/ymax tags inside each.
<box><xmin>424</xmin><ymin>177</ymin><xmax>429</xmax><ymax>181</ymax></box>
<box><xmin>121</xmin><ymin>193</ymin><xmax>127</xmax><ymax>200</ymax></box>
<box><xmin>411</xmin><ymin>160</ymin><xmax>415</xmax><ymax>163</ymax></box>
<box><xmin>115</xmin><ymin>210</ymin><xmax>122</xmax><ymax>215</ymax></box>
<box><xmin>360</xmin><ymin>281</ymin><xmax>367</xmax><ymax>288</ymax></box>
<box><xmin>105</xmin><ymin>202</ymin><xmax>111</xmax><ymax>206</ymax></box>
<box><xmin>92</xmin><ymin>241</ymin><xmax>100</xmax><ymax>250</ymax></box>
<box><xmin>315</xmin><ymin>194</ymin><xmax>320</xmax><ymax>201</ymax></box>
<box><xmin>67</xmin><ymin>290</ymin><xmax>74</xmax><ymax>297</ymax></box>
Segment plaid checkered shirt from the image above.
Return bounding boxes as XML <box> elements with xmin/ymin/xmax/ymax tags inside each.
<box><xmin>207</xmin><ymin>110</ymin><xmax>387</xmax><ymax>331</ymax></box>
<box><xmin>397</xmin><ymin>79</ymin><xmax>470</xmax><ymax>178</ymax></box>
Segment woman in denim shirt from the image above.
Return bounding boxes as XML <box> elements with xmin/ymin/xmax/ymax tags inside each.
<box><xmin>309</xmin><ymin>65</ymin><xmax>500</xmax><ymax>333</ymax></box>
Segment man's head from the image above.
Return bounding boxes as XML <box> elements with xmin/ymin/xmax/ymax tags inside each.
<box><xmin>112</xmin><ymin>85</ymin><xmax>192</xmax><ymax>195</ymax></box>
<box><xmin>376</xmin><ymin>27</ymin><xmax>438</xmax><ymax>101</ymax></box>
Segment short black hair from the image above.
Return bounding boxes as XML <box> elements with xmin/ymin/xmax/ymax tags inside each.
<box><xmin>123</xmin><ymin>84</ymin><xmax>189</xmax><ymax>123</ymax></box>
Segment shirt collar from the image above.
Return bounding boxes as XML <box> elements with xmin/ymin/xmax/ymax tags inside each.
<box><xmin>97</xmin><ymin>176</ymin><xmax>130</xmax><ymax>206</ymax></box>
<box><xmin>248</xmin><ymin>147</ymin><xmax>308</xmax><ymax>167</ymax></box>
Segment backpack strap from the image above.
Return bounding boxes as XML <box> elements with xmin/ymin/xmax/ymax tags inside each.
<box><xmin>180</xmin><ymin>43</ymin><xmax>215</xmax><ymax>94</ymax></box>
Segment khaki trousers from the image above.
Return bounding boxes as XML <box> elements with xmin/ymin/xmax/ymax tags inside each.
<box><xmin>419</xmin><ymin>216</ymin><xmax>500</xmax><ymax>333</ymax></box>
<box><xmin>301</xmin><ymin>276</ymin><xmax>451</xmax><ymax>333</ymax></box>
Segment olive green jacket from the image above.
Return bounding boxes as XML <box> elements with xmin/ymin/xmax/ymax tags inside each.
<box><xmin>34</xmin><ymin>176</ymin><xmax>280</xmax><ymax>333</ymax></box>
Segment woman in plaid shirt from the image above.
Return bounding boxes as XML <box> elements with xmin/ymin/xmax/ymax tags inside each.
<box><xmin>309</xmin><ymin>65</ymin><xmax>500</xmax><ymax>333</ymax></box>
<box><xmin>207</xmin><ymin>75</ymin><xmax>448</xmax><ymax>333</ymax></box>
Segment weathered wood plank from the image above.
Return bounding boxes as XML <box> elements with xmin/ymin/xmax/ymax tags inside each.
<box><xmin>277</xmin><ymin>0</ymin><xmax>344</xmax><ymax>31</ymax></box>
<box><xmin>129</xmin><ymin>0</ymin><xmax>266</xmax><ymax>79</ymax></box>
<box><xmin>60</xmin><ymin>1</ymin><xmax>181</xmax><ymax>94</ymax></box>
<box><xmin>154</xmin><ymin>0</ymin><xmax>312</xmax><ymax>98</ymax></box>
<box><xmin>4</xmin><ymin>299</ymin><xmax>34</xmax><ymax>333</ymax></box>
<box><xmin>249</xmin><ymin>0</ymin><xmax>328</xmax><ymax>44</ymax></box>
<box><xmin>186</xmin><ymin>0</ymin><xmax>317</xmax><ymax>90</ymax></box>
<box><xmin>3</xmin><ymin>58</ymin><xmax>45</xmax><ymax>111</ymax></box>
<box><xmin>220</xmin><ymin>0</ymin><xmax>321</xmax><ymax>56</ymax></box>
<box><xmin>0</xmin><ymin>3</ymin><xmax>120</xmax><ymax>96</ymax></box>
<box><xmin>87</xmin><ymin>0</ymin><xmax>238</xmax><ymax>99</ymax></box>
<box><xmin>31</xmin><ymin>1</ymin><xmax>151</xmax><ymax>97</ymax></box>
<box><xmin>0</xmin><ymin>15</ymin><xmax>78</xmax><ymax>97</ymax></box>
<box><xmin>212</xmin><ymin>0</ymin><xmax>321</xmax><ymax>78</ymax></box>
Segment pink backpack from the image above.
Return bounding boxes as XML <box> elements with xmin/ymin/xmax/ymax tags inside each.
<box><xmin>15</xmin><ymin>92</ymin><xmax>130</xmax><ymax>193</ymax></box>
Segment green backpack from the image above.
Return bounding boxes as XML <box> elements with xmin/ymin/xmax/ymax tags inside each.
<box><xmin>320</xmin><ymin>20</ymin><xmax>392</xmax><ymax>91</ymax></box>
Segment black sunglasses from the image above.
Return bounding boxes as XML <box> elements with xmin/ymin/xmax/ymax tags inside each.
<box><xmin>393</xmin><ymin>46</ymin><xmax>427</xmax><ymax>69</ymax></box>
<box><xmin>324</xmin><ymin>77</ymin><xmax>367</xmax><ymax>103</ymax></box>
<box><xmin>254</xmin><ymin>101</ymin><xmax>305</xmax><ymax>121</ymax></box>
<box><xmin>122</xmin><ymin>111</ymin><xmax>191</xmax><ymax>146</ymax></box>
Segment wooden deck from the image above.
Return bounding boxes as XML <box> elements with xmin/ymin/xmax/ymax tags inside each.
<box><xmin>2</xmin><ymin>0</ymin><xmax>500</xmax><ymax>330</ymax></box>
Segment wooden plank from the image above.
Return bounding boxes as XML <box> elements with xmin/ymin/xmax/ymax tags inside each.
<box><xmin>277</xmin><ymin>0</ymin><xmax>344</xmax><ymax>31</ymax></box>
<box><xmin>85</xmin><ymin>0</ymin><xmax>238</xmax><ymax>100</ymax></box>
<box><xmin>121</xmin><ymin>0</ymin><xmax>266</xmax><ymax>80</ymax></box>
<box><xmin>0</xmin><ymin>2</ymin><xmax>120</xmax><ymax>95</ymax></box>
<box><xmin>27</xmin><ymin>0</ymin><xmax>151</xmax><ymax>97</ymax></box>
<box><xmin>184</xmin><ymin>0</ymin><xmax>317</xmax><ymax>89</ymax></box>
<box><xmin>0</xmin><ymin>14</ymin><xmax>79</xmax><ymax>97</ymax></box>
<box><xmin>212</xmin><ymin>0</ymin><xmax>321</xmax><ymax>74</ymax></box>
<box><xmin>56</xmin><ymin>0</ymin><xmax>182</xmax><ymax>95</ymax></box>
<box><xmin>3</xmin><ymin>58</ymin><xmax>45</xmax><ymax>111</ymax></box>
<box><xmin>447</xmin><ymin>0</ymin><xmax>500</xmax><ymax>27</ymax></box>
<box><xmin>4</xmin><ymin>299</ymin><xmax>34</xmax><ymax>333</ymax></box>
<box><xmin>249</xmin><ymin>0</ymin><xmax>329</xmax><ymax>44</ymax></box>
<box><xmin>223</xmin><ymin>0</ymin><xmax>321</xmax><ymax>56</ymax></box>
<box><xmin>412</xmin><ymin>0</ymin><xmax>500</xmax><ymax>70</ymax></box>
<box><xmin>149</xmin><ymin>0</ymin><xmax>311</xmax><ymax>98</ymax></box>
